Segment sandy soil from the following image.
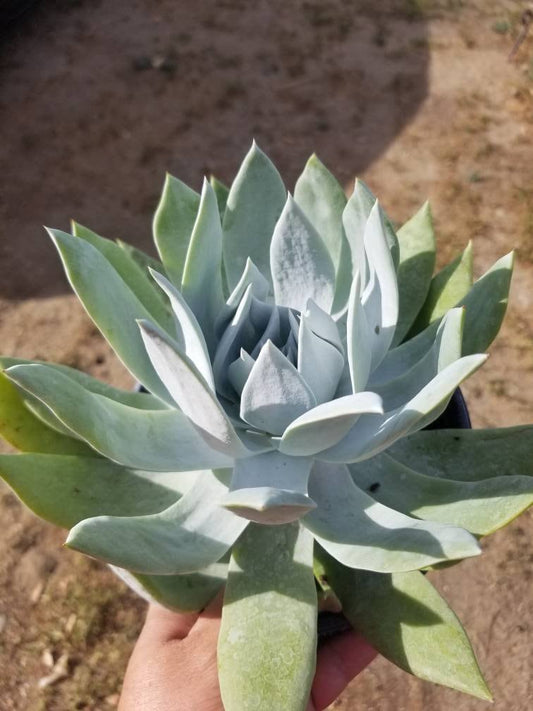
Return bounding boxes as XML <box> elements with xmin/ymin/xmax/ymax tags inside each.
<box><xmin>0</xmin><ymin>1</ymin><xmax>532</xmax><ymax>709</ymax></box>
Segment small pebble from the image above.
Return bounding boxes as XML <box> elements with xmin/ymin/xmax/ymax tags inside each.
<box><xmin>37</xmin><ymin>653</ymin><xmax>69</xmax><ymax>689</ymax></box>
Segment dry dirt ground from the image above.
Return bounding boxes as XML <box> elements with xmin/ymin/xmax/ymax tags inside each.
<box><xmin>0</xmin><ymin>1</ymin><xmax>532</xmax><ymax>709</ymax></box>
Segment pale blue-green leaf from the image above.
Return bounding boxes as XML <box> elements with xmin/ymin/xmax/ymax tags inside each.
<box><xmin>346</xmin><ymin>271</ymin><xmax>372</xmax><ymax>393</ymax></box>
<box><xmin>372</xmin><ymin>308</ymin><xmax>464</xmax><ymax>411</ymax></box>
<box><xmin>0</xmin><ymin>370</ymin><xmax>96</xmax><ymax>456</ymax></box>
<box><xmin>71</xmin><ymin>221</ymin><xmax>175</xmax><ymax>334</ymax></box>
<box><xmin>392</xmin><ymin>202</ymin><xmax>436</xmax><ymax>346</ymax></box>
<box><xmin>315</xmin><ymin>549</ymin><xmax>492</xmax><ymax>700</ymax></box>
<box><xmin>223</xmin><ymin>142</ymin><xmax>287</xmax><ymax>290</ymax></box>
<box><xmin>48</xmin><ymin>228</ymin><xmax>172</xmax><ymax>403</ymax></box>
<box><xmin>0</xmin><ymin>453</ymin><xmax>195</xmax><ymax>528</ymax></box>
<box><xmin>294</xmin><ymin>154</ymin><xmax>347</xmax><ymax>270</ymax></box>
<box><xmin>361</xmin><ymin>201</ymin><xmax>399</xmax><ymax>370</ymax></box>
<box><xmin>303</xmin><ymin>462</ymin><xmax>480</xmax><ymax>572</ymax></box>
<box><xmin>139</xmin><ymin>321</ymin><xmax>246</xmax><ymax>457</ymax></box>
<box><xmin>218</xmin><ymin>522</ymin><xmax>317</xmax><ymax>711</ymax></box>
<box><xmin>373</xmin><ymin>251</ymin><xmax>514</xmax><ymax>384</ymax></box>
<box><xmin>153</xmin><ymin>173</ymin><xmax>201</xmax><ymax>287</ymax></box>
<box><xmin>110</xmin><ymin>564</ymin><xmax>225</xmax><ymax>613</ymax></box>
<box><xmin>116</xmin><ymin>239</ymin><xmax>165</xmax><ymax>275</ymax></box>
<box><xmin>461</xmin><ymin>251</ymin><xmax>514</xmax><ymax>356</ymax></box>
<box><xmin>149</xmin><ymin>270</ymin><xmax>214</xmax><ymax>389</ymax></box>
<box><xmin>270</xmin><ymin>195</ymin><xmax>336</xmax><ymax>313</ymax></box>
<box><xmin>67</xmin><ymin>469</ymin><xmax>248</xmax><ymax>575</ymax></box>
<box><xmin>213</xmin><ymin>285</ymin><xmax>255</xmax><ymax>399</ymax></box>
<box><xmin>210</xmin><ymin>175</ymin><xmax>230</xmax><ymax>221</ymax></box>
<box><xmin>181</xmin><ymin>179</ymin><xmax>225</xmax><ymax>352</ymax></box>
<box><xmin>222</xmin><ymin>451</ymin><xmax>314</xmax><ymax>524</ymax></box>
<box><xmin>226</xmin><ymin>258</ymin><xmax>270</xmax><ymax>310</ymax></box>
<box><xmin>319</xmin><ymin>354</ymin><xmax>487</xmax><ymax>463</ymax></box>
<box><xmin>343</xmin><ymin>180</ymin><xmax>400</xmax><ymax>287</ymax></box>
<box><xmin>408</xmin><ymin>241</ymin><xmax>473</xmax><ymax>337</ymax></box>
<box><xmin>350</xmin><ymin>453</ymin><xmax>533</xmax><ymax>536</ymax></box>
<box><xmin>293</xmin><ymin>154</ymin><xmax>351</xmax><ymax>313</ymax></box>
<box><xmin>250</xmin><ymin>304</ymin><xmax>280</xmax><ymax>359</ymax></box>
<box><xmin>240</xmin><ymin>341</ymin><xmax>317</xmax><ymax>435</ymax></box>
<box><xmin>0</xmin><ymin>356</ymin><xmax>165</xmax><ymax>410</ymax></box>
<box><xmin>0</xmin><ymin>452</ymin><xmax>223</xmax><ymax>612</ymax></box>
<box><xmin>279</xmin><ymin>393</ymin><xmax>384</xmax><ymax>457</ymax></box>
<box><xmin>389</xmin><ymin>426</ymin><xmax>533</xmax><ymax>481</ymax></box>
<box><xmin>297</xmin><ymin>315</ymin><xmax>344</xmax><ymax>404</ymax></box>
<box><xmin>222</xmin><ymin>488</ymin><xmax>316</xmax><ymax>525</ymax></box>
<box><xmin>227</xmin><ymin>349</ymin><xmax>255</xmax><ymax>396</ymax></box>
<box><xmin>5</xmin><ymin>364</ymin><xmax>231</xmax><ymax>471</ymax></box>
<box><xmin>302</xmin><ymin>298</ymin><xmax>343</xmax><ymax>352</ymax></box>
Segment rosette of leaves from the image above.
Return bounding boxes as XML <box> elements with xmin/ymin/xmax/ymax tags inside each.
<box><xmin>1</xmin><ymin>143</ymin><xmax>532</xmax><ymax>710</ymax></box>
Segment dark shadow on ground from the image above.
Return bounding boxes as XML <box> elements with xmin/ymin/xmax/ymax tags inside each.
<box><xmin>0</xmin><ymin>0</ymin><xmax>429</xmax><ymax>298</ymax></box>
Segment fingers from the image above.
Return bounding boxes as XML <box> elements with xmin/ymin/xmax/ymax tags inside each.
<box><xmin>310</xmin><ymin>630</ymin><xmax>377</xmax><ymax>711</ymax></box>
<box><xmin>142</xmin><ymin>604</ymin><xmax>200</xmax><ymax>644</ymax></box>
<box><xmin>189</xmin><ymin>589</ymin><xmax>224</xmax><ymax>639</ymax></box>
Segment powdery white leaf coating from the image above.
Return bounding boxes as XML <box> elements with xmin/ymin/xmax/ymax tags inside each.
<box><xmin>270</xmin><ymin>195</ymin><xmax>335</xmax><ymax>313</ymax></box>
<box><xmin>240</xmin><ymin>341</ymin><xmax>316</xmax><ymax>435</ymax></box>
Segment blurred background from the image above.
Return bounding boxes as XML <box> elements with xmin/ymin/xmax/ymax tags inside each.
<box><xmin>0</xmin><ymin>1</ymin><xmax>532</xmax><ymax>709</ymax></box>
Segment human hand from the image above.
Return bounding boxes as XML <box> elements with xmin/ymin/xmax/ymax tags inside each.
<box><xmin>118</xmin><ymin>594</ymin><xmax>377</xmax><ymax>711</ymax></box>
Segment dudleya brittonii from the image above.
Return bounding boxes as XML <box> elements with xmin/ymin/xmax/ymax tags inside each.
<box><xmin>1</xmin><ymin>143</ymin><xmax>532</xmax><ymax>710</ymax></box>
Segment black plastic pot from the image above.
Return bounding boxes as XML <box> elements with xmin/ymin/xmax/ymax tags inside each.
<box><xmin>317</xmin><ymin>387</ymin><xmax>471</xmax><ymax>640</ymax></box>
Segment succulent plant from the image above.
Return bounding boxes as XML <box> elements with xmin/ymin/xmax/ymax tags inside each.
<box><xmin>1</xmin><ymin>143</ymin><xmax>532</xmax><ymax>710</ymax></box>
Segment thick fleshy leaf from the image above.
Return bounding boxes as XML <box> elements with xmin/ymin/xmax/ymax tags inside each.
<box><xmin>66</xmin><ymin>469</ymin><xmax>248</xmax><ymax>575</ymax></box>
<box><xmin>222</xmin><ymin>451</ymin><xmax>315</xmax><ymax>524</ymax></box>
<box><xmin>226</xmin><ymin>258</ymin><xmax>270</xmax><ymax>310</ymax></box>
<box><xmin>223</xmin><ymin>142</ymin><xmax>286</xmax><ymax>290</ymax></box>
<box><xmin>111</xmin><ymin>564</ymin><xmax>225</xmax><ymax>613</ymax></box>
<box><xmin>218</xmin><ymin>522</ymin><xmax>317</xmax><ymax>711</ymax></box>
<box><xmin>72</xmin><ymin>222</ymin><xmax>175</xmax><ymax>334</ymax></box>
<box><xmin>180</xmin><ymin>179</ymin><xmax>225</xmax><ymax>352</ymax></box>
<box><xmin>392</xmin><ymin>202</ymin><xmax>436</xmax><ymax>346</ymax></box>
<box><xmin>373</xmin><ymin>252</ymin><xmax>513</xmax><ymax>385</ymax></box>
<box><xmin>210</xmin><ymin>175</ymin><xmax>229</xmax><ymax>221</ymax></box>
<box><xmin>350</xmin><ymin>453</ymin><xmax>533</xmax><ymax>536</ymax></box>
<box><xmin>0</xmin><ymin>371</ymin><xmax>93</xmax><ymax>455</ymax></box>
<box><xmin>5</xmin><ymin>364</ymin><xmax>232</xmax><ymax>471</ymax></box>
<box><xmin>0</xmin><ymin>356</ymin><xmax>165</xmax><ymax>410</ymax></box>
<box><xmin>303</xmin><ymin>298</ymin><xmax>343</xmax><ymax>352</ymax></box>
<box><xmin>320</xmin><ymin>354</ymin><xmax>487</xmax><ymax>464</ymax></box>
<box><xmin>303</xmin><ymin>462</ymin><xmax>480</xmax><ymax>572</ymax></box>
<box><xmin>227</xmin><ymin>349</ymin><xmax>255</xmax><ymax>396</ymax></box>
<box><xmin>294</xmin><ymin>154</ymin><xmax>351</xmax><ymax>312</ymax></box>
<box><xmin>48</xmin><ymin>228</ymin><xmax>172</xmax><ymax>403</ymax></box>
<box><xmin>0</xmin><ymin>453</ymin><xmax>224</xmax><ymax>612</ymax></box>
<box><xmin>279</xmin><ymin>393</ymin><xmax>384</xmax><ymax>457</ymax></box>
<box><xmin>346</xmin><ymin>272</ymin><xmax>372</xmax><ymax>393</ymax></box>
<box><xmin>372</xmin><ymin>308</ymin><xmax>464</xmax><ymax>411</ymax></box>
<box><xmin>116</xmin><ymin>239</ymin><xmax>164</xmax><ymax>275</ymax></box>
<box><xmin>460</xmin><ymin>251</ymin><xmax>514</xmax><ymax>356</ymax></box>
<box><xmin>409</xmin><ymin>242</ymin><xmax>473</xmax><ymax>337</ymax></box>
<box><xmin>213</xmin><ymin>285</ymin><xmax>255</xmax><ymax>400</ymax></box>
<box><xmin>294</xmin><ymin>154</ymin><xmax>347</xmax><ymax>270</ymax></box>
<box><xmin>297</xmin><ymin>314</ymin><xmax>344</xmax><ymax>404</ymax></box>
<box><xmin>270</xmin><ymin>195</ymin><xmax>336</xmax><ymax>313</ymax></box>
<box><xmin>153</xmin><ymin>173</ymin><xmax>201</xmax><ymax>287</ymax></box>
<box><xmin>139</xmin><ymin>321</ymin><xmax>246</xmax><ymax>457</ymax></box>
<box><xmin>390</xmin><ymin>426</ymin><xmax>533</xmax><ymax>481</ymax></box>
<box><xmin>0</xmin><ymin>453</ymin><xmax>196</xmax><ymax>527</ymax></box>
<box><xmin>149</xmin><ymin>271</ymin><xmax>214</xmax><ymax>389</ymax></box>
<box><xmin>361</xmin><ymin>201</ymin><xmax>399</xmax><ymax>370</ymax></box>
<box><xmin>343</xmin><ymin>180</ymin><xmax>399</xmax><ymax>287</ymax></box>
<box><xmin>316</xmin><ymin>549</ymin><xmax>492</xmax><ymax>700</ymax></box>
<box><xmin>240</xmin><ymin>341</ymin><xmax>317</xmax><ymax>435</ymax></box>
